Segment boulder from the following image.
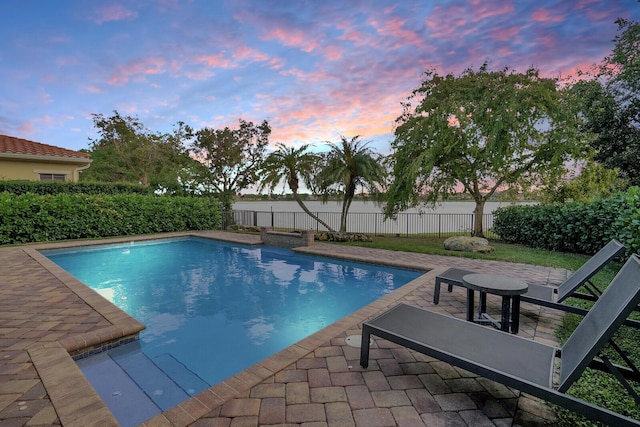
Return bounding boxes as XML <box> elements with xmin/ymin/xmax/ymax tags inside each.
<box><xmin>444</xmin><ymin>236</ymin><xmax>493</xmax><ymax>253</ymax></box>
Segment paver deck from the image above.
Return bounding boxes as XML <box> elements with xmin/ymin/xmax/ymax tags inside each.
<box><xmin>0</xmin><ymin>231</ymin><xmax>573</xmax><ymax>426</ymax></box>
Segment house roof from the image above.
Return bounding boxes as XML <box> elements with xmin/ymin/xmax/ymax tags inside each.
<box><xmin>0</xmin><ymin>135</ymin><xmax>91</xmax><ymax>159</ymax></box>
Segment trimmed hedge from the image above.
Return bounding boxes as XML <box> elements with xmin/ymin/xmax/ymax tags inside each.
<box><xmin>493</xmin><ymin>187</ymin><xmax>639</xmax><ymax>255</ymax></box>
<box><xmin>0</xmin><ymin>180</ymin><xmax>151</xmax><ymax>195</ymax></box>
<box><xmin>0</xmin><ymin>193</ymin><xmax>221</xmax><ymax>245</ymax></box>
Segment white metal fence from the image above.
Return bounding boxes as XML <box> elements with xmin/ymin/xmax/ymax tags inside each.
<box><xmin>224</xmin><ymin>210</ymin><xmax>498</xmax><ymax>238</ymax></box>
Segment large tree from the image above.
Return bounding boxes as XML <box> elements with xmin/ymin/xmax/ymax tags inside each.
<box><xmin>318</xmin><ymin>136</ymin><xmax>387</xmax><ymax>233</ymax></box>
<box><xmin>87</xmin><ymin>111</ymin><xmax>192</xmax><ymax>187</ymax></box>
<box><xmin>537</xmin><ymin>157</ymin><xmax>625</xmax><ymax>204</ymax></box>
<box><xmin>577</xmin><ymin>19</ymin><xmax>640</xmax><ymax>186</ymax></box>
<box><xmin>192</xmin><ymin>119</ymin><xmax>270</xmax><ymax>211</ymax></box>
<box><xmin>385</xmin><ymin>63</ymin><xmax>584</xmax><ymax>237</ymax></box>
<box><xmin>259</xmin><ymin>143</ymin><xmax>336</xmax><ymax>232</ymax></box>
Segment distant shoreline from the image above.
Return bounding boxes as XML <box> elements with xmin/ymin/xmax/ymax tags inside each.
<box><xmin>233</xmin><ymin>200</ymin><xmax>533</xmax><ymax>215</ymax></box>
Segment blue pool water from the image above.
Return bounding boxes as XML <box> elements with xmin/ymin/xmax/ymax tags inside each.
<box><xmin>43</xmin><ymin>237</ymin><xmax>422</xmax><ymax>425</ymax></box>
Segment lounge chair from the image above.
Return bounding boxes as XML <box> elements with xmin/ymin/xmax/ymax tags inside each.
<box><xmin>360</xmin><ymin>254</ymin><xmax>640</xmax><ymax>426</ymax></box>
<box><xmin>433</xmin><ymin>239</ymin><xmax>626</xmax><ymax>316</ymax></box>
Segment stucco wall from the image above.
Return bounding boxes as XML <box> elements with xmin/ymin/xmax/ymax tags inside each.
<box><xmin>0</xmin><ymin>159</ymin><xmax>86</xmax><ymax>182</ymax></box>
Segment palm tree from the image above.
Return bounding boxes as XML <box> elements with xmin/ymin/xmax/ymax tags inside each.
<box><xmin>260</xmin><ymin>143</ymin><xmax>336</xmax><ymax>232</ymax></box>
<box><xmin>319</xmin><ymin>136</ymin><xmax>387</xmax><ymax>233</ymax></box>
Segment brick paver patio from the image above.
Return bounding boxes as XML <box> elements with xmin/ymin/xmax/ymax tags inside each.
<box><xmin>0</xmin><ymin>231</ymin><xmax>570</xmax><ymax>426</ymax></box>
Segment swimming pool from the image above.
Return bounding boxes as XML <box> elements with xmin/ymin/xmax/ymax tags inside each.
<box><xmin>43</xmin><ymin>237</ymin><xmax>422</xmax><ymax>425</ymax></box>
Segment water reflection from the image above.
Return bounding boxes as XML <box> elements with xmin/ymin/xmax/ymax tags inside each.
<box><xmin>43</xmin><ymin>238</ymin><xmax>421</xmax><ymax>385</ymax></box>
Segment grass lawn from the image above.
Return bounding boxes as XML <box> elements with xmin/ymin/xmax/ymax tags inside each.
<box><xmin>340</xmin><ymin>235</ymin><xmax>640</xmax><ymax>427</ymax></box>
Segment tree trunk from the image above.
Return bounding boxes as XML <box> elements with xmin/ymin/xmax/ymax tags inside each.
<box><xmin>472</xmin><ymin>198</ymin><xmax>486</xmax><ymax>237</ymax></box>
<box><xmin>339</xmin><ymin>182</ymin><xmax>356</xmax><ymax>233</ymax></box>
<box><xmin>339</xmin><ymin>197</ymin><xmax>350</xmax><ymax>233</ymax></box>
<box><xmin>293</xmin><ymin>192</ymin><xmax>336</xmax><ymax>233</ymax></box>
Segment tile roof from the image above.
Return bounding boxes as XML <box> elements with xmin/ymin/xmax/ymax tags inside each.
<box><xmin>0</xmin><ymin>134</ymin><xmax>91</xmax><ymax>159</ymax></box>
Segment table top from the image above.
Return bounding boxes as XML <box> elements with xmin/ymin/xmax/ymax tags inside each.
<box><xmin>462</xmin><ymin>274</ymin><xmax>529</xmax><ymax>296</ymax></box>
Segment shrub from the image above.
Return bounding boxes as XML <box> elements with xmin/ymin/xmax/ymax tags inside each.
<box><xmin>0</xmin><ymin>193</ymin><xmax>221</xmax><ymax>245</ymax></box>
<box><xmin>0</xmin><ymin>180</ymin><xmax>151</xmax><ymax>196</ymax></box>
<box><xmin>493</xmin><ymin>188</ymin><xmax>639</xmax><ymax>255</ymax></box>
<box><xmin>612</xmin><ymin>186</ymin><xmax>640</xmax><ymax>255</ymax></box>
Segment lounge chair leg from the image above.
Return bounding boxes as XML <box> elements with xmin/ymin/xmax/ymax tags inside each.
<box><xmin>434</xmin><ymin>279</ymin><xmax>441</xmax><ymax>304</ymax></box>
<box><xmin>601</xmin><ymin>354</ymin><xmax>640</xmax><ymax>405</ymax></box>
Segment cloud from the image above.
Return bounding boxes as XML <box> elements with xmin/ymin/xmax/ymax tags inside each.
<box><xmin>368</xmin><ymin>15</ymin><xmax>425</xmax><ymax>49</ymax></box>
<box><xmin>83</xmin><ymin>85</ymin><xmax>104</xmax><ymax>94</ymax></box>
<box><xmin>91</xmin><ymin>3</ymin><xmax>138</xmax><ymax>25</ymax></box>
<box><xmin>531</xmin><ymin>9</ymin><xmax>566</xmax><ymax>23</ymax></box>
<box><xmin>196</xmin><ymin>53</ymin><xmax>232</xmax><ymax>69</ymax></box>
<box><xmin>491</xmin><ymin>26</ymin><xmax>522</xmax><ymax>42</ymax></box>
<box><xmin>108</xmin><ymin>56</ymin><xmax>167</xmax><ymax>85</ymax></box>
<box><xmin>263</xmin><ymin>26</ymin><xmax>320</xmax><ymax>53</ymax></box>
<box><xmin>470</xmin><ymin>1</ymin><xmax>515</xmax><ymax>22</ymax></box>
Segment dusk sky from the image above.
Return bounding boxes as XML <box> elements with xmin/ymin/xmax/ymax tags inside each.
<box><xmin>1</xmin><ymin>1</ymin><xmax>639</xmax><ymax>156</ymax></box>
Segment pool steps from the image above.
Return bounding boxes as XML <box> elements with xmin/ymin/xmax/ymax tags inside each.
<box><xmin>77</xmin><ymin>341</ymin><xmax>209</xmax><ymax>426</ymax></box>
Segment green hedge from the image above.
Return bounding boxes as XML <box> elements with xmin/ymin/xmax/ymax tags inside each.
<box><xmin>0</xmin><ymin>180</ymin><xmax>151</xmax><ymax>195</ymax></box>
<box><xmin>0</xmin><ymin>193</ymin><xmax>221</xmax><ymax>245</ymax></box>
<box><xmin>493</xmin><ymin>188</ymin><xmax>639</xmax><ymax>255</ymax></box>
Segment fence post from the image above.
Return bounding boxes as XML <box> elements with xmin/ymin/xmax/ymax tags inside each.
<box><xmin>470</xmin><ymin>214</ymin><xmax>474</xmax><ymax>236</ymax></box>
<box><xmin>406</xmin><ymin>214</ymin><xmax>409</xmax><ymax>236</ymax></box>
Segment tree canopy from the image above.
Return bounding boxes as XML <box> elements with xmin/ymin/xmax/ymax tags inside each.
<box><xmin>537</xmin><ymin>157</ymin><xmax>625</xmax><ymax>204</ymax></box>
<box><xmin>259</xmin><ymin>143</ymin><xmax>335</xmax><ymax>232</ymax></box>
<box><xmin>318</xmin><ymin>136</ymin><xmax>387</xmax><ymax>233</ymax></box>
<box><xmin>86</xmin><ymin>111</ymin><xmax>193</xmax><ymax>188</ymax></box>
<box><xmin>192</xmin><ymin>119</ymin><xmax>270</xmax><ymax>211</ymax></box>
<box><xmin>385</xmin><ymin>63</ymin><xmax>585</xmax><ymax>236</ymax></box>
<box><xmin>576</xmin><ymin>19</ymin><xmax>640</xmax><ymax>186</ymax></box>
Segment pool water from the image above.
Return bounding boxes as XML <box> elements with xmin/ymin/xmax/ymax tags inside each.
<box><xmin>43</xmin><ymin>237</ymin><xmax>422</xmax><ymax>425</ymax></box>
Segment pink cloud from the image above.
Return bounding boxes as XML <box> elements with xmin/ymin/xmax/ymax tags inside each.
<box><xmin>425</xmin><ymin>5</ymin><xmax>468</xmax><ymax>38</ymax></box>
<box><xmin>263</xmin><ymin>27</ymin><xmax>319</xmax><ymax>53</ymax></box>
<box><xmin>18</xmin><ymin>121</ymin><xmax>35</xmax><ymax>135</ymax></box>
<box><xmin>470</xmin><ymin>1</ymin><xmax>515</xmax><ymax>21</ymax></box>
<box><xmin>235</xmin><ymin>45</ymin><xmax>285</xmax><ymax>69</ymax></box>
<box><xmin>92</xmin><ymin>3</ymin><xmax>138</xmax><ymax>25</ymax></box>
<box><xmin>279</xmin><ymin>68</ymin><xmax>326</xmax><ymax>84</ymax></box>
<box><xmin>83</xmin><ymin>85</ymin><xmax>103</xmax><ymax>94</ymax></box>
<box><xmin>196</xmin><ymin>53</ymin><xmax>231</xmax><ymax>68</ymax></box>
<box><xmin>17</xmin><ymin>114</ymin><xmax>71</xmax><ymax>136</ymax></box>
<box><xmin>369</xmin><ymin>16</ymin><xmax>424</xmax><ymax>48</ymax></box>
<box><xmin>322</xmin><ymin>45</ymin><xmax>343</xmax><ymax>61</ymax></box>
<box><xmin>531</xmin><ymin>9</ymin><xmax>566</xmax><ymax>23</ymax></box>
<box><xmin>339</xmin><ymin>29</ymin><xmax>367</xmax><ymax>44</ymax></box>
<box><xmin>184</xmin><ymin>69</ymin><xmax>215</xmax><ymax>81</ymax></box>
<box><xmin>235</xmin><ymin>45</ymin><xmax>269</xmax><ymax>62</ymax></box>
<box><xmin>491</xmin><ymin>26</ymin><xmax>521</xmax><ymax>42</ymax></box>
<box><xmin>256</xmin><ymin>67</ymin><xmax>412</xmax><ymax>151</ymax></box>
<box><xmin>108</xmin><ymin>56</ymin><xmax>167</xmax><ymax>85</ymax></box>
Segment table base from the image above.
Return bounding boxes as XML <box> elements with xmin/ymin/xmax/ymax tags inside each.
<box><xmin>466</xmin><ymin>290</ymin><xmax>521</xmax><ymax>334</ymax></box>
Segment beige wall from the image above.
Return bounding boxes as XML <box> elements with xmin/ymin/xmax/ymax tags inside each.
<box><xmin>0</xmin><ymin>159</ymin><xmax>90</xmax><ymax>182</ymax></box>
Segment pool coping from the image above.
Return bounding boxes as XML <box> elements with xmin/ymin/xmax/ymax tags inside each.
<box><xmin>24</xmin><ymin>231</ymin><xmax>437</xmax><ymax>426</ymax></box>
